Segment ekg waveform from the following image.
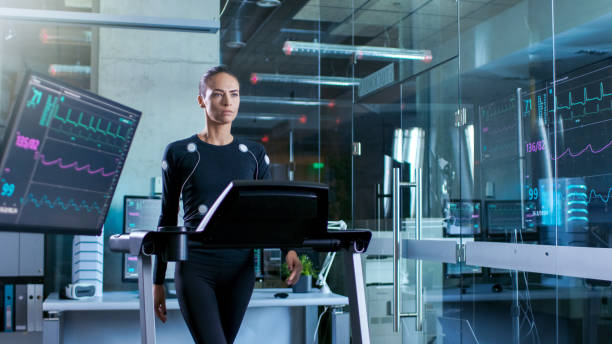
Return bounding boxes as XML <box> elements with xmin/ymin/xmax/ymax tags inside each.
<box><xmin>20</xmin><ymin>193</ymin><xmax>102</xmax><ymax>213</ymax></box>
<box><xmin>34</xmin><ymin>152</ymin><xmax>117</xmax><ymax>177</ymax></box>
<box><xmin>552</xmin><ymin>138</ymin><xmax>612</xmax><ymax>160</ymax></box>
<box><xmin>38</xmin><ymin>97</ymin><xmax>130</xmax><ymax>141</ymax></box>
<box><xmin>552</xmin><ymin>82</ymin><xmax>612</xmax><ymax>112</ymax></box>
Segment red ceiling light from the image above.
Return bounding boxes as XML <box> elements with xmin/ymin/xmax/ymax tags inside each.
<box><xmin>250</xmin><ymin>73</ymin><xmax>258</xmax><ymax>85</ymax></box>
<box><xmin>299</xmin><ymin>115</ymin><xmax>307</xmax><ymax>124</ymax></box>
<box><xmin>327</xmin><ymin>100</ymin><xmax>336</xmax><ymax>109</ymax></box>
<box><xmin>261</xmin><ymin>135</ymin><xmax>270</xmax><ymax>143</ymax></box>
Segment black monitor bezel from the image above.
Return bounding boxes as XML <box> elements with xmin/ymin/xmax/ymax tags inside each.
<box><xmin>0</xmin><ymin>70</ymin><xmax>141</xmax><ymax>235</ymax></box>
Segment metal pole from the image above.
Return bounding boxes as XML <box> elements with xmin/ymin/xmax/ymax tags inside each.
<box><xmin>137</xmin><ymin>254</ymin><xmax>156</xmax><ymax>344</ymax></box>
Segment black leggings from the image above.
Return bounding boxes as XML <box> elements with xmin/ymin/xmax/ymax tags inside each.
<box><xmin>175</xmin><ymin>248</ymin><xmax>254</xmax><ymax>344</ymax></box>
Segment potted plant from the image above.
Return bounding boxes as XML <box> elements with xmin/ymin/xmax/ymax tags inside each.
<box><xmin>282</xmin><ymin>254</ymin><xmax>317</xmax><ymax>293</ymax></box>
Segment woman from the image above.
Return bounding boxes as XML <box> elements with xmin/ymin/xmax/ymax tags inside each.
<box><xmin>153</xmin><ymin>65</ymin><xmax>302</xmax><ymax>344</ymax></box>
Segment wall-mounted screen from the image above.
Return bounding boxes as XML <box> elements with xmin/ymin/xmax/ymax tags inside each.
<box><xmin>0</xmin><ymin>72</ymin><xmax>141</xmax><ymax>235</ymax></box>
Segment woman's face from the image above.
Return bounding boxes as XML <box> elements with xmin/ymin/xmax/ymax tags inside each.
<box><xmin>199</xmin><ymin>72</ymin><xmax>240</xmax><ymax>125</ymax></box>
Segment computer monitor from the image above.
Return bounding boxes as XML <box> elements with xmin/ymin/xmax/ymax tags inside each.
<box><xmin>0</xmin><ymin>71</ymin><xmax>141</xmax><ymax>235</ymax></box>
<box><xmin>121</xmin><ymin>195</ymin><xmax>265</xmax><ymax>281</ymax></box>
<box><xmin>486</xmin><ymin>200</ymin><xmax>537</xmax><ymax>235</ymax></box>
<box><xmin>122</xmin><ymin>196</ymin><xmax>181</xmax><ymax>281</ymax></box>
<box><xmin>443</xmin><ymin>200</ymin><xmax>481</xmax><ymax>236</ymax></box>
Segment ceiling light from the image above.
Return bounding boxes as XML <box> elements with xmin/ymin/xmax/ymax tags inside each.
<box><xmin>256</xmin><ymin>0</ymin><xmax>281</xmax><ymax>7</ymax></box>
<box><xmin>250</xmin><ymin>73</ymin><xmax>359</xmax><ymax>87</ymax></box>
<box><xmin>48</xmin><ymin>64</ymin><xmax>91</xmax><ymax>78</ymax></box>
<box><xmin>283</xmin><ymin>40</ymin><xmax>432</xmax><ymax>62</ymax></box>
<box><xmin>241</xmin><ymin>96</ymin><xmax>335</xmax><ymax>107</ymax></box>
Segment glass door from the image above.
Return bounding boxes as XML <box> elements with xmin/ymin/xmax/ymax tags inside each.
<box><xmin>351</xmin><ymin>1</ymin><xmax>462</xmax><ymax>341</ymax></box>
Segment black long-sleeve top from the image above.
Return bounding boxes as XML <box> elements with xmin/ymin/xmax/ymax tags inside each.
<box><xmin>154</xmin><ymin>134</ymin><xmax>270</xmax><ymax>284</ymax></box>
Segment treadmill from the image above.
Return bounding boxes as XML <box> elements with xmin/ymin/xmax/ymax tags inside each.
<box><xmin>109</xmin><ymin>180</ymin><xmax>372</xmax><ymax>344</ymax></box>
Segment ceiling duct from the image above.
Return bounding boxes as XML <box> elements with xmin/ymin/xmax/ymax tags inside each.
<box><xmin>225</xmin><ymin>19</ymin><xmax>246</xmax><ymax>49</ymax></box>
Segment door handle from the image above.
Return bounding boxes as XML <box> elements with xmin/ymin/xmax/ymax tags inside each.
<box><xmin>392</xmin><ymin>167</ymin><xmax>423</xmax><ymax>332</ymax></box>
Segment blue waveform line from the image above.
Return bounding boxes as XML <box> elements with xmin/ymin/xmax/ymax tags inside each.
<box><xmin>20</xmin><ymin>194</ymin><xmax>102</xmax><ymax>214</ymax></box>
<box><xmin>551</xmin><ymin>82</ymin><xmax>612</xmax><ymax>112</ymax></box>
<box><xmin>588</xmin><ymin>188</ymin><xmax>612</xmax><ymax>204</ymax></box>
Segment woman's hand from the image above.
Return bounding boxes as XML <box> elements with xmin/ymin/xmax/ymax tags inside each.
<box><xmin>153</xmin><ymin>284</ymin><xmax>167</xmax><ymax>323</ymax></box>
<box><xmin>284</xmin><ymin>250</ymin><xmax>302</xmax><ymax>286</ymax></box>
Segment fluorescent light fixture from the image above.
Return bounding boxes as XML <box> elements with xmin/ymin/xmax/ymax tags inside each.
<box><xmin>236</xmin><ymin>113</ymin><xmax>303</xmax><ymax>121</ymax></box>
<box><xmin>283</xmin><ymin>41</ymin><xmax>432</xmax><ymax>62</ymax></box>
<box><xmin>48</xmin><ymin>64</ymin><xmax>91</xmax><ymax>78</ymax></box>
<box><xmin>250</xmin><ymin>73</ymin><xmax>359</xmax><ymax>87</ymax></box>
<box><xmin>241</xmin><ymin>96</ymin><xmax>335</xmax><ymax>107</ymax></box>
<box><xmin>40</xmin><ymin>28</ymin><xmax>92</xmax><ymax>45</ymax></box>
<box><xmin>256</xmin><ymin>0</ymin><xmax>281</xmax><ymax>7</ymax></box>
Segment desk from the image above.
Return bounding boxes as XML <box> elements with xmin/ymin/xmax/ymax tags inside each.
<box><xmin>43</xmin><ymin>289</ymin><xmax>348</xmax><ymax>344</ymax></box>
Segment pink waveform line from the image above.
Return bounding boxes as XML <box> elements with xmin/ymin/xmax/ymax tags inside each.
<box><xmin>552</xmin><ymin>138</ymin><xmax>612</xmax><ymax>160</ymax></box>
<box><xmin>35</xmin><ymin>152</ymin><xmax>117</xmax><ymax>177</ymax></box>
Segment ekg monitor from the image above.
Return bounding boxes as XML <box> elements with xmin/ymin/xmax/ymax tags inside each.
<box><xmin>0</xmin><ymin>71</ymin><xmax>141</xmax><ymax>235</ymax></box>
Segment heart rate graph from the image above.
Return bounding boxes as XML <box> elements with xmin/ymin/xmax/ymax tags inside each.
<box><xmin>552</xmin><ymin>137</ymin><xmax>612</xmax><ymax>161</ymax></box>
<box><xmin>34</xmin><ymin>90</ymin><xmax>134</xmax><ymax>153</ymax></box>
<box><xmin>20</xmin><ymin>193</ymin><xmax>102</xmax><ymax>214</ymax></box>
<box><xmin>0</xmin><ymin>72</ymin><xmax>141</xmax><ymax>234</ymax></box>
<box><xmin>548</xmin><ymin>64</ymin><xmax>612</xmax><ymax>130</ymax></box>
<box><xmin>34</xmin><ymin>152</ymin><xmax>117</xmax><ymax>177</ymax></box>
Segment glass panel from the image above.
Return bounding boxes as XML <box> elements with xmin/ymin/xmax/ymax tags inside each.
<box><xmin>353</xmin><ymin>0</ymin><xmax>460</xmax><ymax>340</ymax></box>
<box><xmin>458</xmin><ymin>0</ymin><xmax>555</xmax><ymax>343</ymax></box>
<box><xmin>552</xmin><ymin>1</ymin><xmax>612</xmax><ymax>343</ymax></box>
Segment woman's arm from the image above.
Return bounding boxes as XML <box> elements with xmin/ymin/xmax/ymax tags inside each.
<box><xmin>154</xmin><ymin>144</ymin><xmax>182</xmax><ymax>285</ymax></box>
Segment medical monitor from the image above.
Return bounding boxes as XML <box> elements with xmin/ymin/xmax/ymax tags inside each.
<box><xmin>443</xmin><ymin>200</ymin><xmax>481</xmax><ymax>236</ymax></box>
<box><xmin>0</xmin><ymin>72</ymin><xmax>141</xmax><ymax>235</ymax></box>
<box><xmin>486</xmin><ymin>201</ymin><xmax>537</xmax><ymax>235</ymax></box>
<box><xmin>122</xmin><ymin>196</ymin><xmax>180</xmax><ymax>281</ymax></box>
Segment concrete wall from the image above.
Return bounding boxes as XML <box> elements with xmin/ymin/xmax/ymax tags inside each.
<box><xmin>97</xmin><ymin>0</ymin><xmax>219</xmax><ymax>290</ymax></box>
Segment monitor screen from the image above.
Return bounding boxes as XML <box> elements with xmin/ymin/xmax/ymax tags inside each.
<box><xmin>486</xmin><ymin>201</ymin><xmax>537</xmax><ymax>235</ymax></box>
<box><xmin>0</xmin><ymin>72</ymin><xmax>141</xmax><ymax>235</ymax></box>
<box><xmin>123</xmin><ymin>196</ymin><xmax>182</xmax><ymax>281</ymax></box>
<box><xmin>443</xmin><ymin>200</ymin><xmax>481</xmax><ymax>236</ymax></box>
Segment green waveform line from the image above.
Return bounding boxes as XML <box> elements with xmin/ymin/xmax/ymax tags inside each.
<box><xmin>27</xmin><ymin>87</ymin><xmax>43</xmax><ymax>108</ymax></box>
<box><xmin>47</xmin><ymin>125</ymin><xmax>131</xmax><ymax>151</ymax></box>
<box><xmin>551</xmin><ymin>82</ymin><xmax>612</xmax><ymax>112</ymax></box>
<box><xmin>48</xmin><ymin>109</ymin><xmax>128</xmax><ymax>141</ymax></box>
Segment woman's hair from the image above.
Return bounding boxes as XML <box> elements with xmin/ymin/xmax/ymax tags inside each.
<box><xmin>198</xmin><ymin>65</ymin><xmax>239</xmax><ymax>96</ymax></box>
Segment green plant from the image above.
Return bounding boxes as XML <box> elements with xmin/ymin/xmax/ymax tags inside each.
<box><xmin>281</xmin><ymin>254</ymin><xmax>317</xmax><ymax>279</ymax></box>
